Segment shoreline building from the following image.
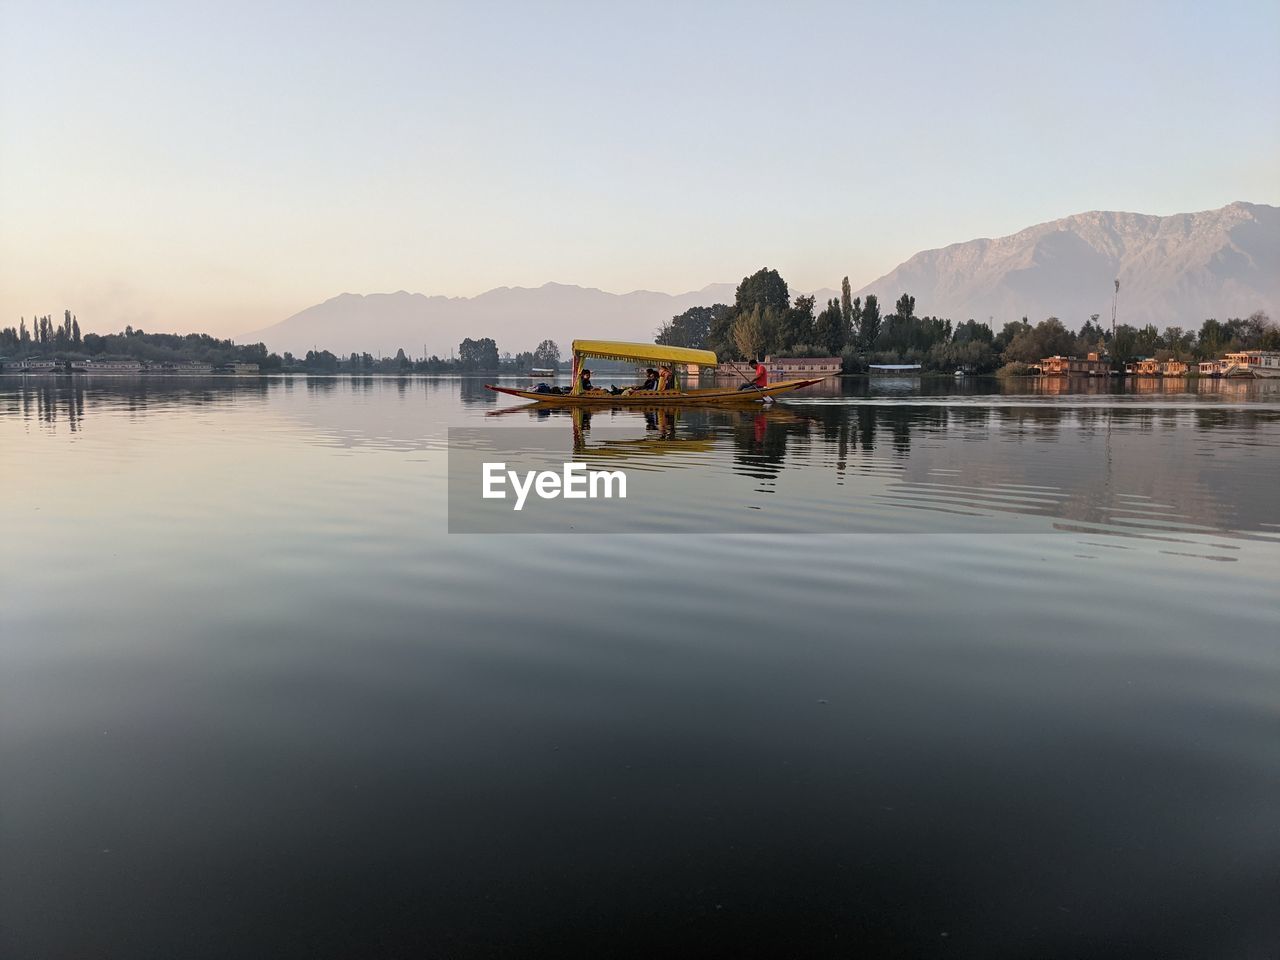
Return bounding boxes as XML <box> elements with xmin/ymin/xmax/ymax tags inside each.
<box><xmin>1035</xmin><ymin>352</ymin><xmax>1111</xmax><ymax>376</ymax></box>
<box><xmin>713</xmin><ymin>356</ymin><xmax>842</xmax><ymax>379</ymax></box>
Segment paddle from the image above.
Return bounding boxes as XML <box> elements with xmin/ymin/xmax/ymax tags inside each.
<box><xmin>727</xmin><ymin>359</ymin><xmax>774</xmax><ymax>402</ymax></box>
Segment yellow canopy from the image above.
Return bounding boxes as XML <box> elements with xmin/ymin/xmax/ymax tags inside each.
<box><xmin>571</xmin><ymin>339</ymin><xmax>717</xmax><ymax>367</ymax></box>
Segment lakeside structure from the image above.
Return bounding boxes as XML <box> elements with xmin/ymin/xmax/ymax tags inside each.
<box><xmin>0</xmin><ymin>358</ymin><xmax>256</xmax><ymax>375</ymax></box>
<box><xmin>712</xmin><ymin>356</ymin><xmax>842</xmax><ymax>380</ymax></box>
<box><xmin>1035</xmin><ymin>353</ymin><xmax>1111</xmax><ymax>376</ymax></box>
<box><xmin>1035</xmin><ymin>350</ymin><xmax>1280</xmax><ymax>379</ymax></box>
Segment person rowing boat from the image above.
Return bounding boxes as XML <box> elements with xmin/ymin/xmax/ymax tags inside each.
<box><xmin>738</xmin><ymin>357</ymin><xmax>768</xmax><ymax>391</ymax></box>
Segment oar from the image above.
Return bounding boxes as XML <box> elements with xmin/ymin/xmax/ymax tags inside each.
<box><xmin>727</xmin><ymin>359</ymin><xmax>774</xmax><ymax>402</ymax></box>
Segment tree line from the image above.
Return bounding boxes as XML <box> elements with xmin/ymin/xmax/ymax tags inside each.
<box><xmin>0</xmin><ymin>316</ymin><xmax>281</xmax><ymax>369</ymax></box>
<box><xmin>655</xmin><ymin>268</ymin><xmax>1278</xmax><ymax>373</ymax></box>
<box><xmin>9</xmin><ymin>292</ymin><xmax>1275</xmax><ymax>378</ymax></box>
<box><xmin>0</xmin><ymin>315</ymin><xmax>567</xmax><ymax>375</ymax></box>
<box><xmin>294</xmin><ymin>338</ymin><xmax>563</xmax><ymax>373</ymax></box>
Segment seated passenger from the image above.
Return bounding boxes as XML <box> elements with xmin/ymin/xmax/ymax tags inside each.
<box><xmin>657</xmin><ymin>365</ymin><xmax>677</xmax><ymax>391</ymax></box>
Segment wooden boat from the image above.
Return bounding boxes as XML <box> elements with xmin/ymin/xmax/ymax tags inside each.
<box><xmin>485</xmin><ymin>339</ymin><xmax>828</xmax><ymax>405</ymax></box>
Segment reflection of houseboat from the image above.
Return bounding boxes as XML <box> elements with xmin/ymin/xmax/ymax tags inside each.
<box><xmin>1036</xmin><ymin>352</ymin><xmax>1110</xmax><ymax>376</ymax></box>
<box><xmin>867</xmin><ymin>363</ymin><xmax>922</xmax><ymax>375</ymax></box>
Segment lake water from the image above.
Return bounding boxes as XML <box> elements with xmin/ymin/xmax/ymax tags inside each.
<box><xmin>2</xmin><ymin>375</ymin><xmax>1278</xmax><ymax>958</ymax></box>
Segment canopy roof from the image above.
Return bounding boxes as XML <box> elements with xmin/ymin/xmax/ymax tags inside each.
<box><xmin>572</xmin><ymin>339</ymin><xmax>717</xmax><ymax>366</ymax></box>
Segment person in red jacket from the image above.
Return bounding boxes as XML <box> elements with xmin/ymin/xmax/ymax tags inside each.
<box><xmin>739</xmin><ymin>357</ymin><xmax>768</xmax><ymax>390</ymax></box>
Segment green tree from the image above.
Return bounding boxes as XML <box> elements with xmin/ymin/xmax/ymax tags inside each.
<box><xmin>707</xmin><ymin>304</ymin><xmax>738</xmax><ymax>359</ymax></box>
<box><xmin>532</xmin><ymin>339</ymin><xmax>561</xmax><ymax>369</ymax></box>
<box><xmin>1133</xmin><ymin>323</ymin><xmax>1161</xmax><ymax>357</ymax></box>
<box><xmin>894</xmin><ymin>293</ymin><xmax>916</xmax><ymax>323</ymax></box>
<box><xmin>858</xmin><ymin>294</ymin><xmax>881</xmax><ymax>349</ymax></box>
<box><xmin>656</xmin><ymin>306</ymin><xmax>722</xmax><ymax>350</ymax></box>
<box><xmin>994</xmin><ymin>319</ymin><xmax>1030</xmax><ymax>354</ymax></box>
<box><xmin>458</xmin><ymin>337</ymin><xmax>500</xmax><ymax>371</ymax></box>
<box><xmin>1162</xmin><ymin>326</ymin><xmax>1194</xmax><ymax>359</ymax></box>
<box><xmin>1227</xmin><ymin>310</ymin><xmax>1274</xmax><ymax>348</ymax></box>
<box><xmin>1197</xmin><ymin>318</ymin><xmax>1226</xmax><ymax>358</ymax></box>
<box><xmin>732</xmin><ymin>306</ymin><xmax>769</xmax><ymax>360</ymax></box>
<box><xmin>1004</xmin><ymin>317</ymin><xmax>1075</xmax><ymax>362</ymax></box>
<box><xmin>953</xmin><ymin>319</ymin><xmax>993</xmax><ymax>344</ymax></box>
<box><xmin>813</xmin><ymin>298</ymin><xmax>846</xmax><ymax>355</ymax></box>
<box><xmin>840</xmin><ymin>278</ymin><xmax>853</xmax><ymax>330</ymax></box>
<box><xmin>304</xmin><ymin>349</ymin><xmax>339</xmax><ymax>372</ymax></box>
<box><xmin>1112</xmin><ymin>324</ymin><xmax>1138</xmax><ymax>361</ymax></box>
<box><xmin>735</xmin><ymin>268</ymin><xmax>790</xmax><ymax>315</ymax></box>
<box><xmin>778</xmin><ymin>294</ymin><xmax>815</xmax><ymax>350</ymax></box>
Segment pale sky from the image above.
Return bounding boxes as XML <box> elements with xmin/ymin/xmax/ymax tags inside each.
<box><xmin>2</xmin><ymin>0</ymin><xmax>1278</xmax><ymax>338</ymax></box>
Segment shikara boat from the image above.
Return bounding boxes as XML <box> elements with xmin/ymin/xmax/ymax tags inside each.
<box><xmin>485</xmin><ymin>340</ymin><xmax>827</xmax><ymax>406</ymax></box>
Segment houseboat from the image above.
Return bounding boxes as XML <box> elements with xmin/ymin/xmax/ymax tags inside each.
<box><xmin>1125</xmin><ymin>358</ymin><xmax>1162</xmax><ymax>376</ymax></box>
<box><xmin>70</xmin><ymin>359</ymin><xmax>143</xmax><ymax>373</ymax></box>
<box><xmin>153</xmin><ymin>361</ymin><xmax>215</xmax><ymax>375</ymax></box>
<box><xmin>1036</xmin><ymin>352</ymin><xmax>1111</xmax><ymax>376</ymax></box>
<box><xmin>17</xmin><ymin>359</ymin><xmax>63</xmax><ymax>374</ymax></box>
<box><xmin>1224</xmin><ymin>350</ymin><xmax>1280</xmax><ymax>378</ymax></box>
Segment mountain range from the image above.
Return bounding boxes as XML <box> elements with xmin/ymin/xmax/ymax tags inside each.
<box><xmin>243</xmin><ymin>202</ymin><xmax>1278</xmax><ymax>356</ymax></box>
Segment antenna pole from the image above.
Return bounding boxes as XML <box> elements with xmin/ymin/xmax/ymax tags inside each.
<box><xmin>1111</xmin><ymin>279</ymin><xmax>1120</xmax><ymax>340</ymax></box>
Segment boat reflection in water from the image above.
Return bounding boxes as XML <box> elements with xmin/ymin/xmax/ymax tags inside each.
<box><xmin>482</xmin><ymin>393</ymin><xmax>1279</xmax><ymax>542</ymax></box>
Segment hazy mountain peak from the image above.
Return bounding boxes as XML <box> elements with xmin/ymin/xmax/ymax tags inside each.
<box><xmin>853</xmin><ymin>201</ymin><xmax>1277</xmax><ymax>326</ymax></box>
<box><xmin>244</xmin><ymin>202</ymin><xmax>1277</xmax><ymax>354</ymax></box>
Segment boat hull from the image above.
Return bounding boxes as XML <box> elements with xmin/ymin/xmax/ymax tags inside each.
<box><xmin>484</xmin><ymin>377</ymin><xmax>827</xmax><ymax>405</ymax></box>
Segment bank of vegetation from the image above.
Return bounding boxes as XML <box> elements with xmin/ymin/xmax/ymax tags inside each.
<box><xmin>5</xmin><ymin>280</ymin><xmax>1276</xmax><ymax>377</ymax></box>
<box><xmin>654</xmin><ymin>269</ymin><xmax>1278</xmax><ymax>374</ymax></box>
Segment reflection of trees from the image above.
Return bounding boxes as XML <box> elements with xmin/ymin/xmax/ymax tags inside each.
<box><xmin>1194</xmin><ymin>408</ymin><xmax>1280</xmax><ymax>433</ymax></box>
<box><xmin>19</xmin><ymin>381</ymin><xmax>86</xmax><ymax>431</ymax></box>
<box><xmin>993</xmin><ymin>406</ymin><xmax>1065</xmax><ymax>441</ymax></box>
<box><xmin>4</xmin><ymin>377</ymin><xmax>273</xmax><ymax>431</ymax></box>
<box><xmin>459</xmin><ymin>377</ymin><xmax>495</xmax><ymax>405</ymax></box>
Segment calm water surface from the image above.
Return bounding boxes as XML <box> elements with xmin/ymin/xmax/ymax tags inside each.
<box><xmin>2</xmin><ymin>375</ymin><xmax>1278</xmax><ymax>958</ymax></box>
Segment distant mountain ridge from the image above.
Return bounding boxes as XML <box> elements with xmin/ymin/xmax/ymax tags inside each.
<box><xmin>852</xmin><ymin>201</ymin><xmax>1278</xmax><ymax>330</ymax></box>
<box><xmin>243</xmin><ymin>202</ymin><xmax>1277</xmax><ymax>355</ymax></box>
<box><xmin>243</xmin><ymin>283</ymin><xmax>740</xmax><ymax>358</ymax></box>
